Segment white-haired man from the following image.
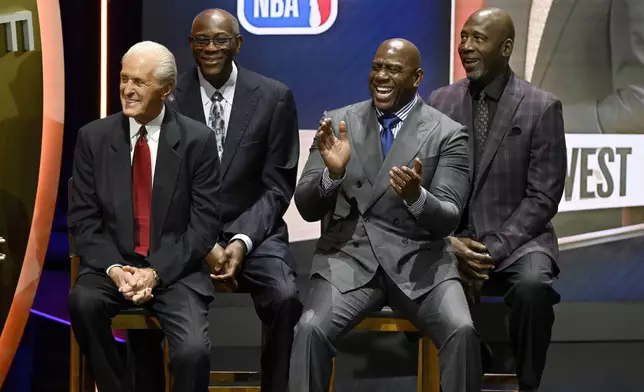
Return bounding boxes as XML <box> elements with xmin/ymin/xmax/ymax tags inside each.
<box><xmin>67</xmin><ymin>41</ymin><xmax>222</xmax><ymax>392</ymax></box>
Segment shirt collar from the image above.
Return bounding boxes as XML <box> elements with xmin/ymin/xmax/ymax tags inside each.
<box><xmin>129</xmin><ymin>105</ymin><xmax>164</xmax><ymax>142</ymax></box>
<box><xmin>469</xmin><ymin>66</ymin><xmax>511</xmax><ymax>101</ymax></box>
<box><xmin>198</xmin><ymin>62</ymin><xmax>238</xmax><ymax>106</ymax></box>
<box><xmin>375</xmin><ymin>94</ymin><xmax>419</xmax><ymax>122</ymax></box>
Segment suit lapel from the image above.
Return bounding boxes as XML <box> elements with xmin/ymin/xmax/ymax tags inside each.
<box><xmin>347</xmin><ymin>104</ymin><xmax>381</xmax><ymax>188</ymax></box>
<box><xmin>531</xmin><ymin>0</ymin><xmax>577</xmax><ymax>86</ymax></box>
<box><xmin>459</xmin><ymin>83</ymin><xmax>476</xmax><ymax>186</ymax></box>
<box><xmin>175</xmin><ymin>68</ymin><xmax>207</xmax><ymax>125</ymax></box>
<box><xmin>109</xmin><ymin>114</ymin><xmax>135</xmax><ymax>252</ymax></box>
<box><xmin>473</xmin><ymin>74</ymin><xmax>524</xmax><ymax>195</ymax></box>
<box><xmin>150</xmin><ymin>109</ymin><xmax>181</xmax><ymax>251</ymax></box>
<box><xmin>220</xmin><ymin>68</ymin><xmax>259</xmax><ymax>179</ymax></box>
<box><xmin>368</xmin><ymin>101</ymin><xmax>437</xmax><ymax>210</ymax></box>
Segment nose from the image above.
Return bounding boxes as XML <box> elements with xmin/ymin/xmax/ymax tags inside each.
<box><xmin>459</xmin><ymin>37</ymin><xmax>474</xmax><ymax>53</ymax></box>
<box><xmin>122</xmin><ymin>81</ymin><xmax>135</xmax><ymax>96</ymax></box>
<box><xmin>374</xmin><ymin>70</ymin><xmax>390</xmax><ymax>83</ymax></box>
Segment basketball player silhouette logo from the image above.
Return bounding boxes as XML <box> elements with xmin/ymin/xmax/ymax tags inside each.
<box><xmin>238</xmin><ymin>0</ymin><xmax>337</xmax><ymax>35</ymax></box>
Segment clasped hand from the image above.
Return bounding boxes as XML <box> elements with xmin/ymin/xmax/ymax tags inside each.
<box><xmin>109</xmin><ymin>266</ymin><xmax>158</xmax><ymax>305</ymax></box>
<box><xmin>389</xmin><ymin>158</ymin><xmax>423</xmax><ymax>204</ymax></box>
<box><xmin>205</xmin><ymin>241</ymin><xmax>246</xmax><ymax>292</ymax></box>
<box><xmin>448</xmin><ymin>236</ymin><xmax>494</xmax><ymax>303</ymax></box>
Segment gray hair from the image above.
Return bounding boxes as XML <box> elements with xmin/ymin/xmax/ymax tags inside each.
<box><xmin>122</xmin><ymin>41</ymin><xmax>177</xmax><ymax>90</ymax></box>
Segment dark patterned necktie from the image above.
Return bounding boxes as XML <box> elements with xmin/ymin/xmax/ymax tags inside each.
<box><xmin>474</xmin><ymin>91</ymin><xmax>489</xmax><ymax>161</ymax></box>
<box><xmin>132</xmin><ymin>126</ymin><xmax>151</xmax><ymax>256</ymax></box>
<box><xmin>208</xmin><ymin>91</ymin><xmax>226</xmax><ymax>158</ymax></box>
<box><xmin>378</xmin><ymin>113</ymin><xmax>402</xmax><ymax>157</ymax></box>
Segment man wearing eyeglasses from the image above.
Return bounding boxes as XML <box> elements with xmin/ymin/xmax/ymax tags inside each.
<box><xmin>167</xmin><ymin>8</ymin><xmax>302</xmax><ymax>392</ymax></box>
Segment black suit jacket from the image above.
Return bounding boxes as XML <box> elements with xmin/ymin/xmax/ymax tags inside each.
<box><xmin>170</xmin><ymin>66</ymin><xmax>299</xmax><ymax>257</ymax></box>
<box><xmin>68</xmin><ymin>108</ymin><xmax>222</xmax><ymax>297</ymax></box>
<box><xmin>428</xmin><ymin>72</ymin><xmax>567</xmax><ymax>272</ymax></box>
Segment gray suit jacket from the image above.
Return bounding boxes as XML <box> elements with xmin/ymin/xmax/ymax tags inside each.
<box><xmin>488</xmin><ymin>0</ymin><xmax>644</xmax><ymax>134</ymax></box>
<box><xmin>295</xmin><ymin>99</ymin><xmax>470</xmax><ymax>300</ymax></box>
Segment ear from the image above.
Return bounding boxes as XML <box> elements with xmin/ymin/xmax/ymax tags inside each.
<box><xmin>160</xmin><ymin>82</ymin><xmax>174</xmax><ymax>101</ymax></box>
<box><xmin>413</xmin><ymin>68</ymin><xmax>424</xmax><ymax>88</ymax></box>
<box><xmin>502</xmin><ymin>38</ymin><xmax>514</xmax><ymax>58</ymax></box>
<box><xmin>235</xmin><ymin>35</ymin><xmax>244</xmax><ymax>55</ymax></box>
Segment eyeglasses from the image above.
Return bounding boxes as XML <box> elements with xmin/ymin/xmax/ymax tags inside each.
<box><xmin>190</xmin><ymin>35</ymin><xmax>236</xmax><ymax>48</ymax></box>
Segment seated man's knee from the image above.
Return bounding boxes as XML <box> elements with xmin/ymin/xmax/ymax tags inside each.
<box><xmin>450</xmin><ymin>315</ymin><xmax>477</xmax><ymax>341</ymax></box>
<box><xmin>172</xmin><ymin>337</ymin><xmax>209</xmax><ymax>367</ymax></box>
<box><xmin>294</xmin><ymin>309</ymin><xmax>327</xmax><ymax>340</ymax></box>
<box><xmin>68</xmin><ymin>284</ymin><xmax>107</xmax><ymax>320</ymax></box>
<box><xmin>272</xmin><ymin>281</ymin><xmax>301</xmax><ymax>311</ymax></box>
<box><xmin>512</xmin><ymin>273</ymin><xmax>557</xmax><ymax>305</ymax></box>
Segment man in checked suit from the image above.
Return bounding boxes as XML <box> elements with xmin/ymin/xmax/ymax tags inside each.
<box><xmin>67</xmin><ymin>41</ymin><xmax>221</xmax><ymax>392</ymax></box>
<box><xmin>290</xmin><ymin>38</ymin><xmax>481</xmax><ymax>392</ymax></box>
<box><xmin>428</xmin><ymin>9</ymin><xmax>567</xmax><ymax>392</ymax></box>
<box><xmin>168</xmin><ymin>9</ymin><xmax>302</xmax><ymax>392</ymax></box>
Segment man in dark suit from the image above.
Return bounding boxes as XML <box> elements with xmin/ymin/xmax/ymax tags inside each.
<box><xmin>289</xmin><ymin>38</ymin><xmax>481</xmax><ymax>392</ymax></box>
<box><xmin>427</xmin><ymin>9</ymin><xmax>567</xmax><ymax>392</ymax></box>
<box><xmin>67</xmin><ymin>41</ymin><xmax>221</xmax><ymax>392</ymax></box>
<box><xmin>169</xmin><ymin>9</ymin><xmax>302</xmax><ymax>391</ymax></box>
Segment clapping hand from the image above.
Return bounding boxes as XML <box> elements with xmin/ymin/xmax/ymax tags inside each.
<box><xmin>317</xmin><ymin>118</ymin><xmax>350</xmax><ymax>178</ymax></box>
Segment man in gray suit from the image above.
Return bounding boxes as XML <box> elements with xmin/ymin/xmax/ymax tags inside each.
<box><xmin>289</xmin><ymin>38</ymin><xmax>481</xmax><ymax>392</ymax></box>
<box><xmin>485</xmin><ymin>0</ymin><xmax>644</xmax><ymax>236</ymax></box>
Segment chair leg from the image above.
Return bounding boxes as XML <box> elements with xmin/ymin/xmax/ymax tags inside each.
<box><xmin>163</xmin><ymin>338</ymin><xmax>172</xmax><ymax>392</ymax></box>
<box><xmin>329</xmin><ymin>357</ymin><xmax>336</xmax><ymax>392</ymax></box>
<box><xmin>70</xmin><ymin>330</ymin><xmax>80</xmax><ymax>392</ymax></box>
<box><xmin>421</xmin><ymin>339</ymin><xmax>440</xmax><ymax>392</ymax></box>
<box><xmin>416</xmin><ymin>337</ymin><xmax>424</xmax><ymax>392</ymax></box>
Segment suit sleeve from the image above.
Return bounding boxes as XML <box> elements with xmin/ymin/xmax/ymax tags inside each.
<box><xmin>293</xmin><ymin>112</ymin><xmax>341</xmax><ymax>222</ymax></box>
<box><xmin>223</xmin><ymin>87</ymin><xmax>299</xmax><ymax>247</ymax></box>
<box><xmin>68</xmin><ymin>126</ymin><xmax>127</xmax><ymax>272</ymax></box>
<box><xmin>147</xmin><ymin>130</ymin><xmax>222</xmax><ymax>286</ymax></box>
<box><xmin>563</xmin><ymin>0</ymin><xmax>644</xmax><ymax>133</ymax></box>
<box><xmin>414</xmin><ymin>125</ymin><xmax>471</xmax><ymax>237</ymax></box>
<box><xmin>482</xmin><ymin>99</ymin><xmax>566</xmax><ymax>263</ymax></box>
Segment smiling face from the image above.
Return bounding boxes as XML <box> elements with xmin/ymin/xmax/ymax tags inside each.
<box><xmin>458</xmin><ymin>9</ymin><xmax>513</xmax><ymax>85</ymax></box>
<box><xmin>119</xmin><ymin>52</ymin><xmax>171</xmax><ymax>123</ymax></box>
<box><xmin>189</xmin><ymin>9</ymin><xmax>243</xmax><ymax>89</ymax></box>
<box><xmin>369</xmin><ymin>39</ymin><xmax>423</xmax><ymax>113</ymax></box>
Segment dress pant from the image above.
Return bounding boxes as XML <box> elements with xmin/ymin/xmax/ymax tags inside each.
<box><xmin>486</xmin><ymin>252</ymin><xmax>560</xmax><ymax>392</ymax></box>
<box><xmin>126</xmin><ymin>233</ymin><xmax>302</xmax><ymax>392</ymax></box>
<box><xmin>288</xmin><ymin>269</ymin><xmax>482</xmax><ymax>392</ymax></box>
<box><xmin>67</xmin><ymin>272</ymin><xmax>211</xmax><ymax>392</ymax></box>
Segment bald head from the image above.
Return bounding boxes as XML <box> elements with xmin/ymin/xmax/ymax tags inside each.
<box><xmin>459</xmin><ymin>8</ymin><xmax>515</xmax><ymax>84</ymax></box>
<box><xmin>369</xmin><ymin>38</ymin><xmax>424</xmax><ymax>113</ymax></box>
<box><xmin>189</xmin><ymin>8</ymin><xmax>243</xmax><ymax>89</ymax></box>
<box><xmin>467</xmin><ymin>8</ymin><xmax>515</xmax><ymax>42</ymax></box>
<box><xmin>192</xmin><ymin>8</ymin><xmax>240</xmax><ymax>36</ymax></box>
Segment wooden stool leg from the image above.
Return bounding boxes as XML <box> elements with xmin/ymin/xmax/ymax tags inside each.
<box><xmin>163</xmin><ymin>338</ymin><xmax>172</xmax><ymax>392</ymax></box>
<box><xmin>70</xmin><ymin>330</ymin><xmax>80</xmax><ymax>392</ymax></box>
<box><xmin>417</xmin><ymin>337</ymin><xmax>424</xmax><ymax>392</ymax></box>
<box><xmin>329</xmin><ymin>357</ymin><xmax>336</xmax><ymax>392</ymax></box>
<box><xmin>421</xmin><ymin>339</ymin><xmax>440</xmax><ymax>392</ymax></box>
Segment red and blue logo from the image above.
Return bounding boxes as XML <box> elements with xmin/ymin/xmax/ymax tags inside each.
<box><xmin>237</xmin><ymin>0</ymin><xmax>337</xmax><ymax>35</ymax></box>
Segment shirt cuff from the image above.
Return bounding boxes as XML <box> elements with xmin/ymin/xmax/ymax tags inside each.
<box><xmin>106</xmin><ymin>264</ymin><xmax>123</xmax><ymax>275</ymax></box>
<box><xmin>321</xmin><ymin>168</ymin><xmax>345</xmax><ymax>196</ymax></box>
<box><xmin>404</xmin><ymin>187</ymin><xmax>428</xmax><ymax>218</ymax></box>
<box><xmin>230</xmin><ymin>234</ymin><xmax>253</xmax><ymax>254</ymax></box>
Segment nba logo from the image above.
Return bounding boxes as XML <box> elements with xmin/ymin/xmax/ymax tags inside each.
<box><xmin>237</xmin><ymin>0</ymin><xmax>337</xmax><ymax>35</ymax></box>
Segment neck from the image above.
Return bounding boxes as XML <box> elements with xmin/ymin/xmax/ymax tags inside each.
<box><xmin>205</xmin><ymin>63</ymin><xmax>233</xmax><ymax>90</ymax></box>
<box><xmin>472</xmin><ymin>64</ymin><xmax>508</xmax><ymax>89</ymax></box>
<box><xmin>135</xmin><ymin>105</ymin><xmax>163</xmax><ymax>125</ymax></box>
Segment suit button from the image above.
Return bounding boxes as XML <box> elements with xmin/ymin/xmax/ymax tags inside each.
<box><xmin>356</xmin><ymin>181</ymin><xmax>363</xmax><ymax>188</ymax></box>
<box><xmin>352</xmin><ymin>241</ymin><xmax>359</xmax><ymax>248</ymax></box>
<box><xmin>402</xmin><ymin>238</ymin><xmax>409</xmax><ymax>244</ymax></box>
<box><xmin>364</xmin><ymin>217</ymin><xmax>370</xmax><ymax>223</ymax></box>
<box><xmin>393</xmin><ymin>218</ymin><xmax>400</xmax><ymax>225</ymax></box>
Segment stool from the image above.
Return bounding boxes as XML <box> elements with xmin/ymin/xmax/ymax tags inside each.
<box><xmin>329</xmin><ymin>306</ymin><xmax>440</xmax><ymax>392</ymax></box>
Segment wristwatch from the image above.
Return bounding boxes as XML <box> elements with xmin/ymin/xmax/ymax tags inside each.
<box><xmin>151</xmin><ymin>268</ymin><xmax>161</xmax><ymax>284</ymax></box>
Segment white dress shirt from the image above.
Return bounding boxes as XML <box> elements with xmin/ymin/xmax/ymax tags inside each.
<box><xmin>321</xmin><ymin>94</ymin><xmax>428</xmax><ymax>218</ymax></box>
<box><xmin>106</xmin><ymin>106</ymin><xmax>165</xmax><ymax>275</ymax></box>
<box><xmin>197</xmin><ymin>63</ymin><xmax>253</xmax><ymax>254</ymax></box>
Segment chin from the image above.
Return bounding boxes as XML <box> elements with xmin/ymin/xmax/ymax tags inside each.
<box><xmin>465</xmin><ymin>68</ymin><xmax>484</xmax><ymax>82</ymax></box>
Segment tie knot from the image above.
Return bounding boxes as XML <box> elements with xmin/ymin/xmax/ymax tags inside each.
<box><xmin>212</xmin><ymin>91</ymin><xmax>223</xmax><ymax>102</ymax></box>
<box><xmin>477</xmin><ymin>91</ymin><xmax>487</xmax><ymax>101</ymax></box>
<box><xmin>138</xmin><ymin>125</ymin><xmax>147</xmax><ymax>138</ymax></box>
<box><xmin>378</xmin><ymin>114</ymin><xmax>401</xmax><ymax>129</ymax></box>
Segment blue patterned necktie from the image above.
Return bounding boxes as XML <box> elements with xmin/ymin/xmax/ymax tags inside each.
<box><xmin>378</xmin><ymin>113</ymin><xmax>402</xmax><ymax>157</ymax></box>
<box><xmin>208</xmin><ymin>91</ymin><xmax>226</xmax><ymax>158</ymax></box>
